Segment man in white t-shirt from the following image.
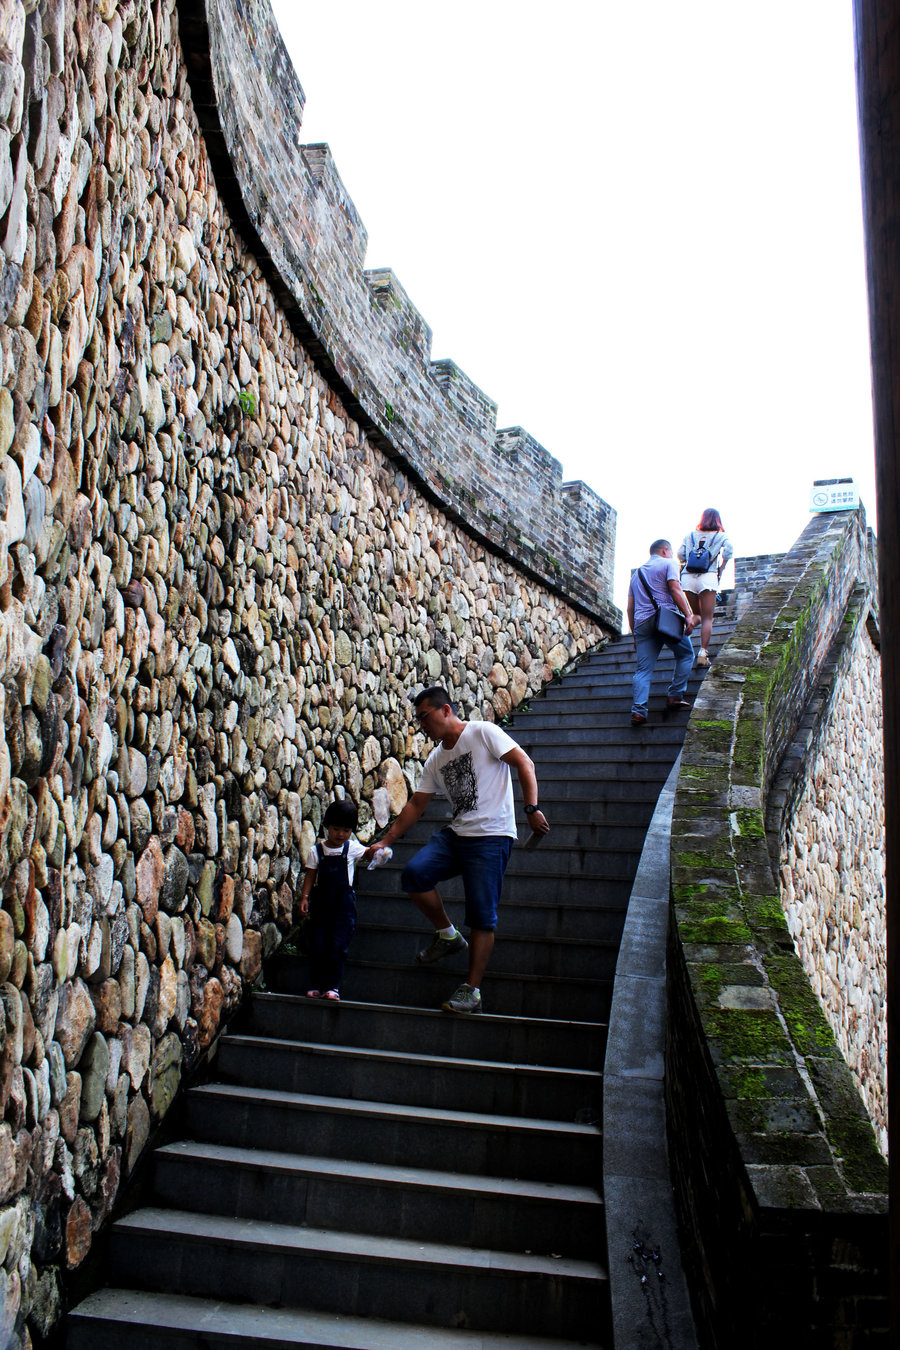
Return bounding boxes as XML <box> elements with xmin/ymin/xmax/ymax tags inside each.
<box><xmin>369</xmin><ymin>686</ymin><xmax>550</xmax><ymax>1014</ymax></box>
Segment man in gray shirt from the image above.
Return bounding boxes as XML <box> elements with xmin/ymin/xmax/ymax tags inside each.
<box><xmin>626</xmin><ymin>539</ymin><xmax>698</xmax><ymax>726</ymax></box>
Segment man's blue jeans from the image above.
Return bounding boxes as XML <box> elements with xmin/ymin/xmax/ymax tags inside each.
<box><xmin>631</xmin><ymin>617</ymin><xmax>695</xmax><ymax>717</ymax></box>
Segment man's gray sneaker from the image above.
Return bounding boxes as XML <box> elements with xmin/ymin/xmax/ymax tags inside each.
<box><xmin>415</xmin><ymin>932</ymin><xmax>468</xmax><ymax>964</ymax></box>
<box><xmin>442</xmin><ymin>983</ymin><xmax>482</xmax><ymax>1014</ymax></box>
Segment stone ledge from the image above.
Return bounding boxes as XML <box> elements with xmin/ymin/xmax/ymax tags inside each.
<box><xmin>667</xmin><ymin>507</ymin><xmax>888</xmax><ymax>1347</ymax></box>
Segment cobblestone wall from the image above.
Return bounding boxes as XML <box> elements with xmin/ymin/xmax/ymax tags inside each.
<box><xmin>0</xmin><ymin>0</ymin><xmax>611</xmax><ymax>1341</ymax></box>
<box><xmin>779</xmin><ymin>614</ymin><xmax>886</xmax><ymax>1155</ymax></box>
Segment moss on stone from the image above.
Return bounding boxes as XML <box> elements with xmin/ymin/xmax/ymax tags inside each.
<box><xmin>734</xmin><ymin>808</ymin><xmax>766</xmax><ymax>838</ymax></box>
<box><xmin>672</xmin><ymin>882</ymin><xmax>708</xmax><ymax>903</ymax></box>
<box><xmin>745</xmin><ymin>894</ymin><xmax>789</xmax><ymax>932</ymax></box>
<box><xmin>706</xmin><ymin>1007</ymin><xmax>793</xmax><ymax>1064</ymax></box>
<box><xmin>680</xmin><ymin>914</ymin><xmax>752</xmax><ymax>944</ymax></box>
<box><xmin>733</xmin><ymin>718</ymin><xmax>765</xmax><ymax>781</ymax></box>
<box><xmin>675</xmin><ymin>845</ymin><xmax>733</xmax><ymax>869</ymax></box>
<box><xmin>730</xmin><ymin>1066</ymin><xmax>769</xmax><ymax>1100</ymax></box>
<box><xmin>767</xmin><ymin>956</ymin><xmax>838</xmax><ymax>1058</ymax></box>
<box><xmin>689</xmin><ymin>720</ymin><xmax>733</xmax><ymax>755</ymax></box>
<box><xmin>698</xmin><ymin>964</ymin><xmax>724</xmax><ymax>997</ymax></box>
<box><xmin>826</xmin><ymin>1115</ymin><xmax>889</xmax><ymax>1193</ymax></box>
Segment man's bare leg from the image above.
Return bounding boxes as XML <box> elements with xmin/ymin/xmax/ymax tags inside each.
<box><xmin>409</xmin><ymin>888</ymin><xmax>453</xmax><ymax>929</ymax></box>
<box><xmin>466</xmin><ymin>929</ymin><xmax>494</xmax><ymax>988</ymax></box>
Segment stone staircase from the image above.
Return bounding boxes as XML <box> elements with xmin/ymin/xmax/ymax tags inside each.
<box><xmin>66</xmin><ymin>618</ymin><xmax>735</xmax><ymax>1348</ymax></box>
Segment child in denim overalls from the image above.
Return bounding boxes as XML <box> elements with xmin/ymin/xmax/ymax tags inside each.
<box><xmin>298</xmin><ymin>799</ymin><xmax>375</xmax><ymax>1000</ymax></box>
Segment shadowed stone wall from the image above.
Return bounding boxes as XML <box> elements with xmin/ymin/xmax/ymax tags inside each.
<box><xmin>667</xmin><ymin>508</ymin><xmax>888</xmax><ymax>1349</ymax></box>
<box><xmin>0</xmin><ymin>0</ymin><xmax>615</xmax><ymax>1342</ymax></box>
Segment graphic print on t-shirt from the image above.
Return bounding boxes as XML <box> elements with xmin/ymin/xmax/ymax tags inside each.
<box><xmin>442</xmin><ymin>753</ymin><xmax>478</xmax><ymax>819</ymax></box>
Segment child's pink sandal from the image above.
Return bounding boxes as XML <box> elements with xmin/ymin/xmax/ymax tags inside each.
<box><xmin>305</xmin><ymin>989</ymin><xmax>322</xmax><ymax>999</ymax></box>
<box><xmin>323</xmin><ymin>989</ymin><xmax>340</xmax><ymax>1000</ymax></box>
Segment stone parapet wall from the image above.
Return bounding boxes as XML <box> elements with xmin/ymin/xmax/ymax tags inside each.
<box><xmin>667</xmin><ymin>508</ymin><xmax>888</xmax><ymax>1349</ymax></box>
<box><xmin>732</xmin><ymin>552</ymin><xmax>784</xmax><ymax>615</ymax></box>
<box><xmin>776</xmin><ymin>606</ymin><xmax>886</xmax><ymax>1155</ymax></box>
<box><xmin>0</xmin><ymin>1</ymin><xmax>609</xmax><ymax>1343</ymax></box>
<box><xmin>189</xmin><ymin>0</ymin><xmax>619</xmax><ymax>629</ymax></box>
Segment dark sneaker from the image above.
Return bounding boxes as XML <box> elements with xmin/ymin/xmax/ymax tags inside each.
<box><xmin>442</xmin><ymin>983</ymin><xmax>482</xmax><ymax>1014</ymax></box>
<box><xmin>415</xmin><ymin>932</ymin><xmax>469</xmax><ymax>964</ymax></box>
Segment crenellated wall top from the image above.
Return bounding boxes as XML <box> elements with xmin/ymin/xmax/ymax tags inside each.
<box><xmin>175</xmin><ymin>0</ymin><xmax>620</xmax><ymax>629</ymax></box>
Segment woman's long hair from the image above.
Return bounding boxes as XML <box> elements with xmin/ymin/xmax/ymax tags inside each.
<box><xmin>697</xmin><ymin>508</ymin><xmax>724</xmax><ymax>532</ymax></box>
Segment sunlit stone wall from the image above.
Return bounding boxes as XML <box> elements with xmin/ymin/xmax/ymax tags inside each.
<box><xmin>780</xmin><ymin>617</ymin><xmax>886</xmax><ymax>1155</ymax></box>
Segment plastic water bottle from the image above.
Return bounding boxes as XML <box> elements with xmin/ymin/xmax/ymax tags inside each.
<box><xmin>367</xmin><ymin>847</ymin><xmax>393</xmax><ymax>870</ymax></box>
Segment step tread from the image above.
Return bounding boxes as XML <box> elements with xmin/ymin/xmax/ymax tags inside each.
<box><xmin>191</xmin><ymin>1082</ymin><xmax>602</xmax><ymax>1137</ymax></box>
<box><xmin>252</xmin><ymin>992</ymin><xmax>608</xmax><ymax>1035</ymax></box>
<box><xmin>69</xmin><ymin>1288</ymin><xmax>604</xmax><ymax>1348</ymax></box>
<box><xmin>375</xmin><ymin>840</ymin><xmax>646</xmax><ymax>857</ymax></box>
<box><xmin>359</xmin><ymin>895</ymin><xmax>628</xmax><ymax>915</ymax></box>
<box><xmin>343</xmin><ymin>960</ymin><xmax>612</xmax><ymax>988</ymax></box>
<box><xmin>117</xmin><ymin>1207</ymin><xmax>607</xmax><ymax>1280</ymax></box>
<box><xmin>159</xmin><ymin>1141</ymin><xmax>603</xmax><ymax>1207</ymax></box>
<box><xmin>352</xmin><ymin>924</ymin><xmax>620</xmax><ymax>950</ymax></box>
<box><xmin>220</xmin><ymin>1034</ymin><xmax>602</xmax><ymax>1081</ymax></box>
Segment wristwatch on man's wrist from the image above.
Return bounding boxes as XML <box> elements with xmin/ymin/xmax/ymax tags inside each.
<box><xmin>524</xmin><ymin>804</ymin><xmax>539</xmax><ymax>816</ymax></box>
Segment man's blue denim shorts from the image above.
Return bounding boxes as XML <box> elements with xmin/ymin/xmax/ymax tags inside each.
<box><xmin>400</xmin><ymin>828</ymin><xmax>515</xmax><ymax>931</ymax></box>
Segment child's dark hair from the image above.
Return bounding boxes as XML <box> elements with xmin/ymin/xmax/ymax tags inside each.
<box><xmin>323</xmin><ymin>798</ymin><xmax>359</xmax><ymax>830</ymax></box>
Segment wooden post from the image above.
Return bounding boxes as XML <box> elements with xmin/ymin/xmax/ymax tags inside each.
<box><xmin>853</xmin><ymin>1</ymin><xmax>900</xmax><ymax>1333</ymax></box>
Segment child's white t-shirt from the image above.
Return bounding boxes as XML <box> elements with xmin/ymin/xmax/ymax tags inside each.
<box><xmin>418</xmin><ymin>721</ymin><xmax>519</xmax><ymax>838</ymax></box>
<box><xmin>305</xmin><ymin>838</ymin><xmax>368</xmax><ymax>883</ymax></box>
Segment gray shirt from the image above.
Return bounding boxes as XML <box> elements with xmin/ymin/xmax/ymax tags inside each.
<box><xmin>630</xmin><ymin>555</ymin><xmax>680</xmax><ymax>627</ymax></box>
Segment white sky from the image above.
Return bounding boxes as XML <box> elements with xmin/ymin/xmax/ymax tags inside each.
<box><xmin>270</xmin><ymin>1</ymin><xmax>875</xmax><ymax>622</ymax></box>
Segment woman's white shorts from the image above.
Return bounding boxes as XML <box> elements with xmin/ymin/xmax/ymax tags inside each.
<box><xmin>680</xmin><ymin>569</ymin><xmax>718</xmax><ymax>595</ymax></box>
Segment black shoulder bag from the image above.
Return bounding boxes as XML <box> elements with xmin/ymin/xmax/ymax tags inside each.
<box><xmin>635</xmin><ymin>568</ymin><xmax>686</xmax><ymax>640</ymax></box>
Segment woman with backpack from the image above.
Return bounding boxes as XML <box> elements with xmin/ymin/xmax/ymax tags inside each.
<box><xmin>677</xmin><ymin>508</ymin><xmax>733</xmax><ymax>666</ymax></box>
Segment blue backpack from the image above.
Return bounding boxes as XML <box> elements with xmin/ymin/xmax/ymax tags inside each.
<box><xmin>684</xmin><ymin>531</ymin><xmax>722</xmax><ymax>574</ymax></box>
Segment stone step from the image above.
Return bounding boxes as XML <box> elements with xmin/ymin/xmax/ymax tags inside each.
<box><xmin>535</xmin><ymin>762</ymin><xmax>674</xmax><ymax>785</ymax></box>
<box><xmin>533</xmin><ymin>775</ymin><xmax>668</xmax><ymax>799</ymax></box>
<box><xmin>508</xmin><ymin>701</ymin><xmax>708</xmax><ymax>727</ymax></box>
<box><xmin>152</xmin><ymin>1141</ymin><xmax>604</xmax><ymax>1257</ymax></box>
<box><xmin>557</xmin><ymin>626</ymin><xmax>735</xmax><ymax>672</ymax></box>
<box><xmin>362</xmin><ymin>848</ymin><xmax>640</xmax><ymax>889</ymax></box>
<box><xmin>380</xmin><ymin>819</ymin><xmax>650</xmax><ymax>852</ymax></box>
<box><xmin>216</xmin><ymin>1034</ymin><xmax>602</xmax><ymax>1123</ymax></box>
<box><xmin>349</xmin><ymin>925</ymin><xmax>618</xmax><ymax>982</ymax></box>
<box><xmin>518</xmin><ymin>711</ymin><xmax>680</xmax><ymax>731</ymax></box>
<box><xmin>272</xmin><ymin>957</ymin><xmax>612</xmax><ymax>1022</ymax></box>
<box><xmin>185</xmin><ymin>1083</ymin><xmax>602</xmax><ymax>1184</ymax></box>
<box><xmin>68</xmin><ymin>1288</ymin><xmax>607</xmax><ymax>1349</ymax></box>
<box><xmin>355</xmin><ymin>869</ymin><xmax>635</xmax><ymax>907</ymax></box>
<box><xmin>536</xmin><ymin>653</ymin><xmax>732</xmax><ymax>693</ymax></box>
<box><xmin>525</xmin><ymin>738</ymin><xmax>688</xmax><ymax>764</ymax></box>
<box><xmin>245</xmin><ymin>994</ymin><xmax>607</xmax><ymax>1070</ymax></box>
<box><xmin>105</xmin><ymin>1209</ymin><xmax>608</xmax><ymax>1340</ymax></box>
<box><xmin>395</xmin><ymin>789</ymin><xmax>660</xmax><ymax>821</ymax></box>
<box><xmin>504</xmin><ymin>849</ymin><xmax>639</xmax><ymax>880</ymax></box>
<box><xmin>354</xmin><ymin>893</ymin><xmax>628</xmax><ymax>941</ymax></box>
